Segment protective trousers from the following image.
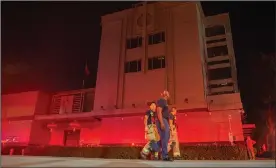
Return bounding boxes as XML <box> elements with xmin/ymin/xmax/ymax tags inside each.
<box><xmin>247</xmin><ymin>148</ymin><xmax>255</xmax><ymax>160</ymax></box>
<box><xmin>141</xmin><ymin>124</ymin><xmax>159</xmax><ymax>156</ymax></box>
<box><xmin>168</xmin><ymin>125</ymin><xmax>180</xmax><ymax>157</ymax></box>
<box><xmin>141</xmin><ymin>141</ymin><xmax>159</xmax><ymax>156</ymax></box>
<box><xmin>156</xmin><ymin>118</ymin><xmax>170</xmax><ymax>159</ymax></box>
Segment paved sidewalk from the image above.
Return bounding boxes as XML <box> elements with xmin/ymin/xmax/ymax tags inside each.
<box><xmin>1</xmin><ymin>156</ymin><xmax>276</xmax><ymax>167</ymax></box>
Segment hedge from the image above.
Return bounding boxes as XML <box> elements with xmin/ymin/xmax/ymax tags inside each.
<box><xmin>2</xmin><ymin>144</ymin><xmax>249</xmax><ymax>160</ymax></box>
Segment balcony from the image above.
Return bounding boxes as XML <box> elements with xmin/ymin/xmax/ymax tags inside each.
<box><xmin>49</xmin><ymin>88</ymin><xmax>95</xmax><ymax>115</ymax></box>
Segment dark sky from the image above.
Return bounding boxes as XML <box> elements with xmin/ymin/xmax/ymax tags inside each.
<box><xmin>2</xmin><ymin>1</ymin><xmax>275</xmax><ymax>94</ymax></box>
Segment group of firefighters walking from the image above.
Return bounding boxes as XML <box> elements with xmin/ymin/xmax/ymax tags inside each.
<box><xmin>139</xmin><ymin>90</ymin><xmax>269</xmax><ymax>161</ymax></box>
<box><xmin>140</xmin><ymin>90</ymin><xmax>181</xmax><ymax>161</ymax></box>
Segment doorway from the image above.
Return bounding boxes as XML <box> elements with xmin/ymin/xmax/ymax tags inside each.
<box><xmin>63</xmin><ymin>129</ymin><xmax>81</xmax><ymax>147</ymax></box>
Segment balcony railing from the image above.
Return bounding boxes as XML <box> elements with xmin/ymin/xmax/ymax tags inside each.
<box><xmin>49</xmin><ymin>88</ymin><xmax>94</xmax><ymax>115</ymax></box>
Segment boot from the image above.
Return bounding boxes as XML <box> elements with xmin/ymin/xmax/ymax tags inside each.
<box><xmin>140</xmin><ymin>152</ymin><xmax>147</xmax><ymax>160</ymax></box>
<box><xmin>173</xmin><ymin>155</ymin><xmax>182</xmax><ymax>160</ymax></box>
<box><xmin>153</xmin><ymin>152</ymin><xmax>159</xmax><ymax>160</ymax></box>
<box><xmin>170</xmin><ymin>142</ymin><xmax>176</xmax><ymax>149</ymax></box>
<box><xmin>162</xmin><ymin>155</ymin><xmax>174</xmax><ymax>161</ymax></box>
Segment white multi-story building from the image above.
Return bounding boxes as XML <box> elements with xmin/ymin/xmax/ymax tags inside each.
<box><xmin>94</xmin><ymin>2</ymin><xmax>240</xmax><ymax>111</ymax></box>
<box><xmin>2</xmin><ymin>2</ymin><xmax>249</xmax><ymax>146</ymax></box>
<box><xmin>91</xmin><ymin>2</ymin><xmax>244</xmax><ymax>143</ymax></box>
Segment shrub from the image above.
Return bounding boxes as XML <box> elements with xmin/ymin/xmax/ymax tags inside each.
<box><xmin>2</xmin><ymin>144</ymin><xmax>249</xmax><ymax>160</ymax></box>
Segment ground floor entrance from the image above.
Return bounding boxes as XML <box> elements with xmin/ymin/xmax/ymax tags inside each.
<box><xmin>63</xmin><ymin>129</ymin><xmax>81</xmax><ymax>147</ymax></box>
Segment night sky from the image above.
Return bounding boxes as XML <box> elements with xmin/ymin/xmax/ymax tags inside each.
<box><xmin>2</xmin><ymin>1</ymin><xmax>275</xmax><ymax>96</ymax></box>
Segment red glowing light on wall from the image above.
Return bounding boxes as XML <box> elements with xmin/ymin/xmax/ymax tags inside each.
<box><xmin>69</xmin><ymin>121</ymin><xmax>80</xmax><ymax>131</ymax></box>
<box><xmin>47</xmin><ymin>123</ymin><xmax>57</xmax><ymax>132</ymax></box>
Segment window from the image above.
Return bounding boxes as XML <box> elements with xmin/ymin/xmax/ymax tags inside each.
<box><xmin>208</xmin><ymin>67</ymin><xmax>232</xmax><ymax>81</ymax></box>
<box><xmin>208</xmin><ymin>82</ymin><xmax>235</xmax><ymax>95</ymax></box>
<box><xmin>82</xmin><ymin>92</ymin><xmax>94</xmax><ymax>112</ymax></box>
<box><xmin>148</xmin><ymin>56</ymin><xmax>165</xmax><ymax>70</ymax></box>
<box><xmin>207</xmin><ymin>45</ymin><xmax>228</xmax><ymax>58</ymax></box>
<box><xmin>148</xmin><ymin>32</ymin><xmax>165</xmax><ymax>45</ymax></box>
<box><xmin>207</xmin><ymin>59</ymin><xmax>230</xmax><ymax>66</ymax></box>
<box><xmin>206</xmin><ymin>38</ymin><xmax>226</xmax><ymax>44</ymax></box>
<box><xmin>205</xmin><ymin>25</ymin><xmax>225</xmax><ymax>37</ymax></box>
<box><xmin>209</xmin><ymin>82</ymin><xmax>234</xmax><ymax>90</ymax></box>
<box><xmin>126</xmin><ymin>37</ymin><xmax>142</xmax><ymax>49</ymax></box>
<box><xmin>124</xmin><ymin>60</ymin><xmax>141</xmax><ymax>73</ymax></box>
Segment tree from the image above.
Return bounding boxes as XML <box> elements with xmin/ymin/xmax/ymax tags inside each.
<box><xmin>244</xmin><ymin>52</ymin><xmax>275</xmax><ymax>154</ymax></box>
<box><xmin>261</xmin><ymin>53</ymin><xmax>275</xmax><ymax>154</ymax></box>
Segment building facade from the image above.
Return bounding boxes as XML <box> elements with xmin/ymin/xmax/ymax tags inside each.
<box><xmin>2</xmin><ymin>2</ymin><xmax>250</xmax><ymax>147</ymax></box>
<box><xmin>94</xmin><ymin>2</ymin><xmax>240</xmax><ymax>111</ymax></box>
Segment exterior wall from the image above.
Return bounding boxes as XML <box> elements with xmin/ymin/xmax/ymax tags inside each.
<box><xmin>172</xmin><ymin>3</ymin><xmax>206</xmax><ymax>109</ymax></box>
<box><xmin>203</xmin><ymin>14</ymin><xmax>243</xmax><ymax>110</ymax></box>
<box><xmin>80</xmin><ymin>122</ymin><xmax>102</xmax><ymax>145</ymax></box>
<box><xmin>29</xmin><ymin>120</ymin><xmax>51</xmax><ymax>145</ymax></box>
<box><xmin>1</xmin><ymin>91</ymin><xmax>39</xmax><ymax>118</ymax></box>
<box><xmin>34</xmin><ymin>92</ymin><xmax>51</xmax><ymax>115</ymax></box>
<box><xmin>1</xmin><ymin>120</ymin><xmax>33</xmax><ymax>144</ymax></box>
<box><xmin>124</xmin><ymin>70</ymin><xmax>165</xmax><ymax>108</ymax></box>
<box><xmin>177</xmin><ymin>110</ymin><xmax>243</xmax><ymax>142</ymax></box>
<box><xmin>94</xmin><ymin>2</ymin><xmax>208</xmax><ymax>111</ymax></box>
<box><xmin>93</xmin><ymin>20</ymin><xmax>123</xmax><ymax>111</ymax></box>
<box><xmin>46</xmin><ymin>110</ymin><xmax>243</xmax><ymax>145</ymax></box>
<box><xmin>1</xmin><ymin>91</ymin><xmax>51</xmax><ymax>118</ymax></box>
<box><xmin>1</xmin><ymin>91</ymin><xmax>51</xmax><ymax>144</ymax></box>
<box><xmin>99</xmin><ymin>116</ymin><xmax>145</xmax><ymax>144</ymax></box>
<box><xmin>207</xmin><ymin>93</ymin><xmax>243</xmax><ymax>111</ymax></box>
<box><xmin>49</xmin><ymin>130</ymin><xmax>64</xmax><ymax>146</ymax></box>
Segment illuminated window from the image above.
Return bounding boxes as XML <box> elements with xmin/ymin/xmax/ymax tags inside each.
<box><xmin>148</xmin><ymin>32</ymin><xmax>165</xmax><ymax>45</ymax></box>
<box><xmin>126</xmin><ymin>37</ymin><xmax>142</xmax><ymax>49</ymax></box>
<box><xmin>205</xmin><ymin>25</ymin><xmax>225</xmax><ymax>37</ymax></box>
<box><xmin>148</xmin><ymin>56</ymin><xmax>165</xmax><ymax>70</ymax></box>
<box><xmin>125</xmin><ymin>60</ymin><xmax>141</xmax><ymax>73</ymax></box>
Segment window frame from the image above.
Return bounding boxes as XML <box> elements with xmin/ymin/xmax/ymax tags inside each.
<box><xmin>205</xmin><ymin>25</ymin><xmax>226</xmax><ymax>37</ymax></box>
<box><xmin>207</xmin><ymin>67</ymin><xmax>232</xmax><ymax>81</ymax></box>
<box><xmin>148</xmin><ymin>31</ymin><xmax>165</xmax><ymax>45</ymax></box>
<box><xmin>207</xmin><ymin>45</ymin><xmax>229</xmax><ymax>58</ymax></box>
<box><xmin>124</xmin><ymin>59</ymin><xmax>142</xmax><ymax>73</ymax></box>
<box><xmin>126</xmin><ymin>36</ymin><xmax>143</xmax><ymax>49</ymax></box>
<box><xmin>148</xmin><ymin>56</ymin><xmax>166</xmax><ymax>70</ymax></box>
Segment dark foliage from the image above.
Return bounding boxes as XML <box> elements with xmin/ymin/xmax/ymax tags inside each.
<box><xmin>2</xmin><ymin>144</ymin><xmax>249</xmax><ymax>160</ymax></box>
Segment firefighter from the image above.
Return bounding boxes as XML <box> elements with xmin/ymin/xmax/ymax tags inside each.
<box><xmin>141</xmin><ymin>102</ymin><xmax>160</xmax><ymax>160</ymax></box>
<box><xmin>246</xmin><ymin>136</ymin><xmax>256</xmax><ymax>160</ymax></box>
<box><xmin>168</xmin><ymin>107</ymin><xmax>181</xmax><ymax>159</ymax></box>
<box><xmin>156</xmin><ymin>90</ymin><xmax>173</xmax><ymax>161</ymax></box>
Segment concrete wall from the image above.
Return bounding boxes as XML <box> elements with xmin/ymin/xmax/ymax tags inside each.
<box><xmin>29</xmin><ymin>120</ymin><xmax>51</xmax><ymax>145</ymax></box>
<box><xmin>1</xmin><ymin>91</ymin><xmax>51</xmax><ymax>144</ymax></box>
<box><xmin>124</xmin><ymin>70</ymin><xmax>165</xmax><ymax>108</ymax></box>
<box><xmin>49</xmin><ymin>130</ymin><xmax>64</xmax><ymax>146</ymax></box>
<box><xmin>2</xmin><ymin>91</ymin><xmax>39</xmax><ymax>118</ymax></box>
<box><xmin>93</xmin><ymin>20</ymin><xmax>123</xmax><ymax>111</ymax></box>
<box><xmin>47</xmin><ymin>110</ymin><xmax>243</xmax><ymax>145</ymax></box>
<box><xmin>94</xmin><ymin>2</ymin><xmax>208</xmax><ymax>112</ymax></box>
<box><xmin>34</xmin><ymin>92</ymin><xmax>51</xmax><ymax>115</ymax></box>
<box><xmin>172</xmin><ymin>3</ymin><xmax>206</xmax><ymax>109</ymax></box>
<box><xmin>1</xmin><ymin>120</ymin><xmax>33</xmax><ymax>144</ymax></box>
<box><xmin>1</xmin><ymin>91</ymin><xmax>51</xmax><ymax>118</ymax></box>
